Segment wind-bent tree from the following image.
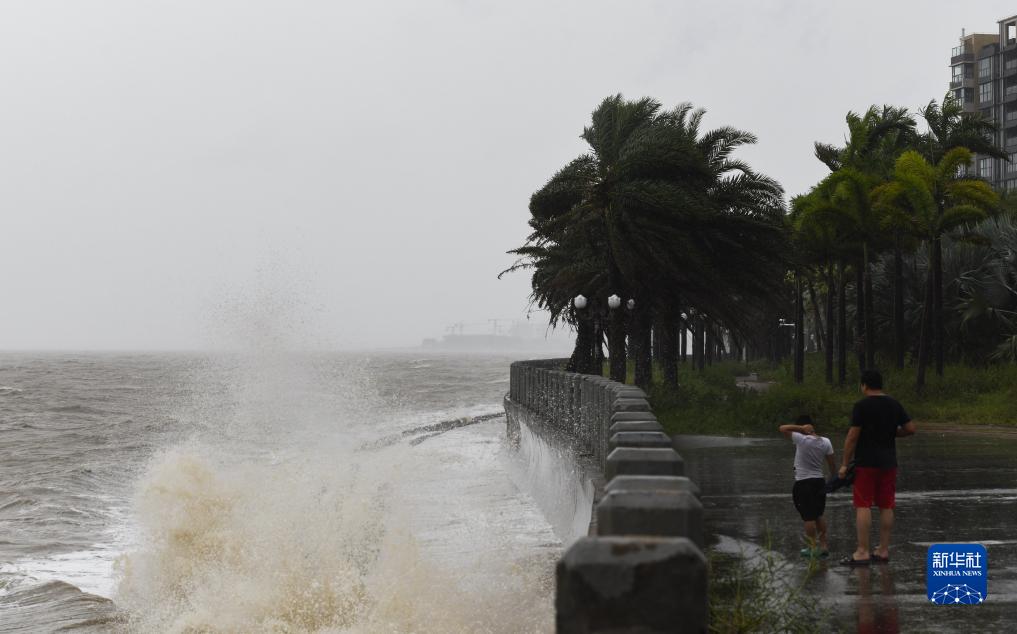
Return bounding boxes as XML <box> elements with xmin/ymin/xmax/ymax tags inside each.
<box><xmin>873</xmin><ymin>148</ymin><xmax>998</xmax><ymax>389</ymax></box>
<box><xmin>506</xmin><ymin>95</ymin><xmax>787</xmax><ymax>389</ymax></box>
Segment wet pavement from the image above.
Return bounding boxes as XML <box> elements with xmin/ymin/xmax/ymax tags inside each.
<box><xmin>676</xmin><ymin>429</ymin><xmax>1017</xmax><ymax>633</ymax></box>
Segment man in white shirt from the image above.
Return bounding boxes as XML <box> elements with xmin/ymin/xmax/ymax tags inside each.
<box><xmin>779</xmin><ymin>415</ymin><xmax>837</xmax><ymax>558</ymax></box>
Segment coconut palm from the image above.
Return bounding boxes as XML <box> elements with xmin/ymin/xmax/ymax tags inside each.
<box><xmin>873</xmin><ymin>148</ymin><xmax>998</xmax><ymax>388</ymax></box>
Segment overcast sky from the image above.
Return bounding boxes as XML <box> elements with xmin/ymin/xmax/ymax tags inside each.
<box><xmin>2</xmin><ymin>1</ymin><xmax>1015</xmax><ymax>350</ymax></box>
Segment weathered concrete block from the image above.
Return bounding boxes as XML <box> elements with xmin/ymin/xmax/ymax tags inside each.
<box><xmin>612</xmin><ymin>397</ymin><xmax>651</xmax><ymax>413</ymax></box>
<box><xmin>596</xmin><ymin>490</ymin><xmax>704</xmax><ymax>547</ymax></box>
<box><xmin>610</xmin><ymin>411</ymin><xmax>658</xmax><ymax>424</ymax></box>
<box><xmin>604</xmin><ymin>475</ymin><xmax>702</xmax><ymax>500</ymax></box>
<box><xmin>605</xmin><ymin>447</ymin><xmax>685</xmax><ymax>479</ymax></box>
<box><xmin>609</xmin><ymin>420</ymin><xmax>665</xmax><ymax>434</ymax></box>
<box><xmin>606</xmin><ymin>384</ymin><xmax>648</xmax><ymax>399</ymax></box>
<box><xmin>556</xmin><ymin>536</ymin><xmax>708</xmax><ymax>634</ymax></box>
<box><xmin>608</xmin><ymin>431</ymin><xmax>673</xmax><ymax>452</ymax></box>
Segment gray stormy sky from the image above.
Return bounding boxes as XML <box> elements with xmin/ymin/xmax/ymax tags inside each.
<box><xmin>1</xmin><ymin>1</ymin><xmax>1014</xmax><ymax>350</ymax></box>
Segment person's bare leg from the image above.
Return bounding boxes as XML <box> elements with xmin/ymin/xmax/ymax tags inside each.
<box><xmin>804</xmin><ymin>520</ymin><xmax>817</xmax><ymax>549</ymax></box>
<box><xmin>817</xmin><ymin>516</ymin><xmax>828</xmax><ymax>551</ymax></box>
<box><xmin>854</xmin><ymin>507</ymin><xmax>871</xmax><ymax>560</ymax></box>
<box><xmin>875</xmin><ymin>508</ymin><xmax>893</xmax><ymax>559</ymax></box>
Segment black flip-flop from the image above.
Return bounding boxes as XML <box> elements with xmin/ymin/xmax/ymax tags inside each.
<box><xmin>839</xmin><ymin>556</ymin><xmax>871</xmax><ymax>567</ymax></box>
<box><xmin>870</xmin><ymin>553</ymin><xmax>890</xmax><ymax>563</ymax></box>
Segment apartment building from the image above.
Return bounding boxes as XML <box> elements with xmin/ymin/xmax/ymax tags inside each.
<box><xmin>950</xmin><ymin>15</ymin><xmax>1017</xmax><ymax>190</ymax></box>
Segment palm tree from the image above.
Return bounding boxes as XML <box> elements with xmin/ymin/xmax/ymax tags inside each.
<box><xmin>873</xmin><ymin>148</ymin><xmax>998</xmax><ymax>389</ymax></box>
<box><xmin>507</xmin><ymin>95</ymin><xmax>788</xmax><ymax>387</ymax></box>
<box><xmin>916</xmin><ymin>97</ymin><xmax>1007</xmax><ymax>376</ymax></box>
<box><xmin>815</xmin><ymin>105</ymin><xmax>917</xmax><ymax>369</ymax></box>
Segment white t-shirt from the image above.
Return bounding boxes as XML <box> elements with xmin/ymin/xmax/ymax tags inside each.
<box><xmin>791</xmin><ymin>432</ymin><xmax>834</xmax><ymax>481</ymax></box>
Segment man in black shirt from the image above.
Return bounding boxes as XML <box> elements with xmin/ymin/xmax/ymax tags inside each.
<box><xmin>839</xmin><ymin>369</ymin><xmax>916</xmax><ymax>566</ymax></box>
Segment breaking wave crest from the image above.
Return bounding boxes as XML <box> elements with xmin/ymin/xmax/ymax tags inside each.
<box><xmin>115</xmin><ymin>437</ymin><xmax>555</xmax><ymax>633</ymax></box>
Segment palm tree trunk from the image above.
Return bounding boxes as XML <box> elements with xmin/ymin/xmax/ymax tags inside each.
<box><xmin>916</xmin><ymin>254</ymin><xmax>935</xmax><ymax>391</ymax></box>
<box><xmin>893</xmin><ymin>232</ymin><xmax>905</xmax><ymax>369</ymax></box>
<box><xmin>795</xmin><ymin>271</ymin><xmax>805</xmax><ymax>383</ymax></box>
<box><xmin>705</xmin><ymin>324</ymin><xmax>714</xmax><ymax>367</ymax></box>
<box><xmin>680</xmin><ymin>321</ymin><xmax>687</xmax><ymax>364</ymax></box>
<box><xmin>825</xmin><ymin>263</ymin><xmax>835</xmax><ymax>384</ymax></box>
<box><xmin>864</xmin><ymin>243</ymin><xmax>875</xmax><ymax>369</ymax></box>
<box><xmin>608</xmin><ymin>308</ymin><xmax>626</xmax><ymax>383</ymax></box>
<box><xmin>632</xmin><ymin>308</ymin><xmax>652</xmax><ymax>390</ymax></box>
<box><xmin>855</xmin><ymin>262</ymin><xmax>865</xmax><ymax>371</ymax></box>
<box><xmin>933</xmin><ymin>237</ymin><xmax>944</xmax><ymax>376</ymax></box>
<box><xmin>594</xmin><ymin>321</ymin><xmax>606</xmax><ymax>375</ymax></box>
<box><xmin>838</xmin><ymin>261</ymin><xmax>847</xmax><ymax>385</ymax></box>
<box><xmin>651</xmin><ymin>324</ymin><xmax>662</xmax><ymax>364</ymax></box>
<box><xmin>567</xmin><ymin>314</ymin><xmax>595</xmax><ymax>374</ymax></box>
<box><xmin>807</xmin><ymin>276</ymin><xmax>826</xmax><ymax>351</ymax></box>
<box><xmin>660</xmin><ymin>321</ymin><xmax>679</xmax><ymax>387</ymax></box>
<box><xmin>696</xmin><ymin>320</ymin><xmax>705</xmax><ymax>372</ymax></box>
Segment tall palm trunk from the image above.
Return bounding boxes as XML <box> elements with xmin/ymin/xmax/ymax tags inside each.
<box><xmin>696</xmin><ymin>320</ymin><xmax>705</xmax><ymax>371</ymax></box>
<box><xmin>660</xmin><ymin>320</ymin><xmax>679</xmax><ymax>387</ymax></box>
<box><xmin>893</xmin><ymin>232</ymin><xmax>905</xmax><ymax>369</ymax></box>
<box><xmin>916</xmin><ymin>251</ymin><xmax>935</xmax><ymax>391</ymax></box>
<box><xmin>568</xmin><ymin>314</ymin><xmax>596</xmax><ymax>374</ymax></box>
<box><xmin>933</xmin><ymin>237</ymin><xmax>944</xmax><ymax>376</ymax></box>
<box><xmin>680</xmin><ymin>321</ymin><xmax>687</xmax><ymax>364</ymax></box>
<box><xmin>794</xmin><ymin>271</ymin><xmax>805</xmax><ymax>383</ymax></box>
<box><xmin>864</xmin><ymin>243</ymin><xmax>875</xmax><ymax>369</ymax></box>
<box><xmin>594</xmin><ymin>321</ymin><xmax>606</xmax><ymax>375</ymax></box>
<box><xmin>608</xmin><ymin>309</ymin><xmax>626</xmax><ymax>383</ymax></box>
<box><xmin>705</xmin><ymin>324</ymin><xmax>714</xmax><ymax>367</ymax></box>
<box><xmin>632</xmin><ymin>308</ymin><xmax>652</xmax><ymax>389</ymax></box>
<box><xmin>807</xmin><ymin>277</ymin><xmax>826</xmax><ymax>352</ymax></box>
<box><xmin>855</xmin><ymin>262</ymin><xmax>865</xmax><ymax>371</ymax></box>
<box><xmin>825</xmin><ymin>263</ymin><xmax>835</xmax><ymax>384</ymax></box>
<box><xmin>838</xmin><ymin>261</ymin><xmax>848</xmax><ymax>385</ymax></box>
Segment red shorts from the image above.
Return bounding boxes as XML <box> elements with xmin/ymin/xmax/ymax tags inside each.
<box><xmin>853</xmin><ymin>467</ymin><xmax>897</xmax><ymax>509</ymax></box>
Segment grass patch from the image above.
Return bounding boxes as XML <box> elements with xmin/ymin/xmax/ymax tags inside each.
<box><xmin>619</xmin><ymin>355</ymin><xmax>1017</xmax><ymax>435</ymax></box>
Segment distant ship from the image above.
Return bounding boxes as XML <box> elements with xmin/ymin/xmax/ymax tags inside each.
<box><xmin>422</xmin><ymin>320</ymin><xmax>571</xmax><ymax>351</ymax></box>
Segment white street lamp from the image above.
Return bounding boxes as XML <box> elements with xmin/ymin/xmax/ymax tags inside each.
<box><xmin>607</xmin><ymin>294</ymin><xmax>622</xmax><ymax>310</ymax></box>
<box><xmin>574</xmin><ymin>294</ymin><xmax>588</xmax><ymax>310</ymax></box>
<box><xmin>626</xmin><ymin>299</ymin><xmax>636</xmax><ymax>310</ymax></box>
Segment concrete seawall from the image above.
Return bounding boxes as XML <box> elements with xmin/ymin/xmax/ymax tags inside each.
<box><xmin>505</xmin><ymin>359</ymin><xmax>708</xmax><ymax>633</ymax></box>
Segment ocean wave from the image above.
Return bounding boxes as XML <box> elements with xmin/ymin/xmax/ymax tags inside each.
<box><xmin>47</xmin><ymin>405</ymin><xmax>107</xmax><ymax>415</ymax></box>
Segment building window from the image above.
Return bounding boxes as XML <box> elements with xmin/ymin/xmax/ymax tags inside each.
<box><xmin>980</xmin><ymin>57</ymin><xmax>992</xmax><ymax>79</ymax></box>
<box><xmin>980</xmin><ymin>82</ymin><xmax>993</xmax><ymax>103</ymax></box>
<box><xmin>1007</xmin><ymin>154</ymin><xmax>1017</xmax><ymax>175</ymax></box>
<box><xmin>979</xmin><ymin>158</ymin><xmax>994</xmax><ymax>180</ymax></box>
<box><xmin>952</xmin><ymin>66</ymin><xmax>964</xmax><ymax>83</ymax></box>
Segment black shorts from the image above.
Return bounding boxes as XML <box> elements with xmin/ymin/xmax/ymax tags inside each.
<box><xmin>792</xmin><ymin>478</ymin><xmax>827</xmax><ymax>521</ymax></box>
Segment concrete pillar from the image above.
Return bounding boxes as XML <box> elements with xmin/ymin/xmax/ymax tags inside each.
<box><xmin>609</xmin><ymin>420</ymin><xmax>665</xmax><ymax>434</ymax></box>
<box><xmin>608</xmin><ymin>431</ymin><xmax>673</xmax><ymax>452</ymax></box>
<box><xmin>604</xmin><ymin>475</ymin><xmax>702</xmax><ymax>500</ymax></box>
<box><xmin>556</xmin><ymin>536</ymin><xmax>708</xmax><ymax>634</ymax></box>
<box><xmin>612</xmin><ymin>397</ymin><xmax>652</xmax><ymax>413</ymax></box>
<box><xmin>605</xmin><ymin>447</ymin><xmax>685</xmax><ymax>479</ymax></box>
<box><xmin>595</xmin><ymin>490</ymin><xmax>704</xmax><ymax>548</ymax></box>
<box><xmin>610</xmin><ymin>411</ymin><xmax>658</xmax><ymax>423</ymax></box>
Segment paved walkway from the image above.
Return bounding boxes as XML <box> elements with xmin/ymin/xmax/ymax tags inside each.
<box><xmin>675</xmin><ymin>431</ymin><xmax>1017</xmax><ymax>632</ymax></box>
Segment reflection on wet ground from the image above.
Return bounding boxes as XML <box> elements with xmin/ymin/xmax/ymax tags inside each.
<box><xmin>676</xmin><ymin>430</ymin><xmax>1017</xmax><ymax>633</ymax></box>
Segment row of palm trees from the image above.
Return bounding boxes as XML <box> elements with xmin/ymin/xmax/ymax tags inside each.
<box><xmin>792</xmin><ymin>97</ymin><xmax>1005</xmax><ymax>389</ymax></box>
<box><xmin>506</xmin><ymin>94</ymin><xmax>1015</xmax><ymax>391</ymax></box>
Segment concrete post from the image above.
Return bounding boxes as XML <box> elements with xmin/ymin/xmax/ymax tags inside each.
<box><xmin>608</xmin><ymin>431</ymin><xmax>674</xmax><ymax>452</ymax></box>
<box><xmin>605</xmin><ymin>447</ymin><xmax>685</xmax><ymax>479</ymax></box>
<box><xmin>609</xmin><ymin>420</ymin><xmax>665</xmax><ymax>434</ymax></box>
<box><xmin>556</xmin><ymin>536</ymin><xmax>708</xmax><ymax>634</ymax></box>
<box><xmin>610</xmin><ymin>411</ymin><xmax>659</xmax><ymax>423</ymax></box>
<box><xmin>595</xmin><ymin>490</ymin><xmax>704</xmax><ymax>548</ymax></box>
<box><xmin>604</xmin><ymin>475</ymin><xmax>702</xmax><ymax>500</ymax></box>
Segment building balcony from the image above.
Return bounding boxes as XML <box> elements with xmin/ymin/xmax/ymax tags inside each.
<box><xmin>952</xmin><ymin>52</ymin><xmax>975</xmax><ymax>64</ymax></box>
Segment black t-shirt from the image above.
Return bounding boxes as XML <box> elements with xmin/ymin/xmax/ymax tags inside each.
<box><xmin>850</xmin><ymin>395</ymin><xmax>911</xmax><ymax>468</ymax></box>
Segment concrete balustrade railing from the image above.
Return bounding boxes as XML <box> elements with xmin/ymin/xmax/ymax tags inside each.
<box><xmin>505</xmin><ymin>359</ymin><xmax>708</xmax><ymax>633</ymax></box>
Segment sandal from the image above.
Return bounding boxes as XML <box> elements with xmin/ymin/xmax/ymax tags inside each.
<box><xmin>870</xmin><ymin>552</ymin><xmax>889</xmax><ymax>563</ymax></box>
<box><xmin>839</xmin><ymin>556</ymin><xmax>871</xmax><ymax>566</ymax></box>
